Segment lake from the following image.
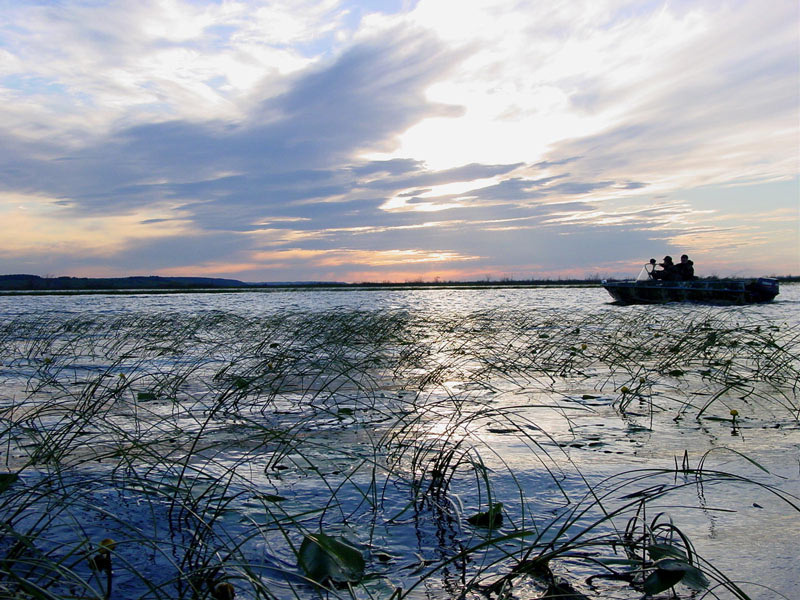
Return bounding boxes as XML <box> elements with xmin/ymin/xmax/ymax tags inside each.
<box><xmin>1</xmin><ymin>284</ymin><xmax>798</xmax><ymax>599</ymax></box>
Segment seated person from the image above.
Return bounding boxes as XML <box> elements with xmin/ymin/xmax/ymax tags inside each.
<box><xmin>636</xmin><ymin>259</ymin><xmax>658</xmax><ymax>281</ymax></box>
<box><xmin>652</xmin><ymin>255</ymin><xmax>678</xmax><ymax>281</ymax></box>
<box><xmin>676</xmin><ymin>254</ymin><xmax>695</xmax><ymax>280</ymax></box>
<box><xmin>646</xmin><ymin>258</ymin><xmax>657</xmax><ymax>278</ymax></box>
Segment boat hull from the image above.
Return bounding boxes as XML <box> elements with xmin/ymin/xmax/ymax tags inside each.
<box><xmin>602</xmin><ymin>278</ymin><xmax>779</xmax><ymax>305</ymax></box>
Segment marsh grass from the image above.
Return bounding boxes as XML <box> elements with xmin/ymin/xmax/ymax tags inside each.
<box><xmin>0</xmin><ymin>306</ymin><xmax>798</xmax><ymax>598</ymax></box>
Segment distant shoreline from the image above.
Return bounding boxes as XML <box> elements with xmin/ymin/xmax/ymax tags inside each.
<box><xmin>0</xmin><ymin>273</ymin><xmax>797</xmax><ymax>295</ymax></box>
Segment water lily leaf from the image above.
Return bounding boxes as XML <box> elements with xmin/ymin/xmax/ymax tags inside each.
<box><xmin>644</xmin><ymin>558</ymin><xmax>710</xmax><ymax>594</ymax></box>
<box><xmin>666</xmin><ymin>561</ymin><xmax>710</xmax><ymax>591</ymax></box>
<box><xmin>298</xmin><ymin>533</ymin><xmax>365</xmax><ymax>584</ymax></box>
<box><xmin>0</xmin><ymin>473</ymin><xmax>19</xmax><ymax>494</ymax></box>
<box><xmin>467</xmin><ymin>502</ymin><xmax>503</xmax><ymax>528</ymax></box>
<box><xmin>647</xmin><ymin>543</ymin><xmax>688</xmax><ymax>562</ymax></box>
<box><xmin>547</xmin><ymin>578</ymin><xmax>588</xmax><ymax>600</ymax></box>
<box><xmin>643</xmin><ymin>567</ymin><xmax>683</xmax><ymax>595</ymax></box>
<box><xmin>258</xmin><ymin>494</ymin><xmax>286</xmax><ymax>503</ymax></box>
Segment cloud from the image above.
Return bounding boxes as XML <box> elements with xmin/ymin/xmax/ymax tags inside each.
<box><xmin>0</xmin><ymin>0</ymin><xmax>797</xmax><ymax>280</ymax></box>
<box><xmin>1</xmin><ymin>23</ymin><xmax>462</xmax><ymax>208</ymax></box>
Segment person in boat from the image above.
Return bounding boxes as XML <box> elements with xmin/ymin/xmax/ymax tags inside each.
<box><xmin>645</xmin><ymin>258</ymin><xmax>657</xmax><ymax>278</ymax></box>
<box><xmin>676</xmin><ymin>254</ymin><xmax>695</xmax><ymax>280</ymax></box>
<box><xmin>652</xmin><ymin>256</ymin><xmax>678</xmax><ymax>281</ymax></box>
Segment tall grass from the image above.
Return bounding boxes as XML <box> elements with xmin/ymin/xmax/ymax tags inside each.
<box><xmin>0</xmin><ymin>306</ymin><xmax>798</xmax><ymax>598</ymax></box>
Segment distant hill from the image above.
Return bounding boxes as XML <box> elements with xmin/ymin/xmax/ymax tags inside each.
<box><xmin>0</xmin><ymin>274</ymin><xmax>250</xmax><ymax>291</ymax></box>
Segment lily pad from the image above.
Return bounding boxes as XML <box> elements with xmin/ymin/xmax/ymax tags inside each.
<box><xmin>467</xmin><ymin>502</ymin><xmax>503</xmax><ymax>528</ymax></box>
<box><xmin>258</xmin><ymin>494</ymin><xmax>286</xmax><ymax>503</ymax></box>
<box><xmin>298</xmin><ymin>533</ymin><xmax>365</xmax><ymax>584</ymax></box>
<box><xmin>0</xmin><ymin>473</ymin><xmax>19</xmax><ymax>494</ymax></box>
<box><xmin>647</xmin><ymin>543</ymin><xmax>688</xmax><ymax>562</ymax></box>
<box><xmin>643</xmin><ymin>567</ymin><xmax>683</xmax><ymax>595</ymax></box>
<box><xmin>643</xmin><ymin>558</ymin><xmax>709</xmax><ymax>594</ymax></box>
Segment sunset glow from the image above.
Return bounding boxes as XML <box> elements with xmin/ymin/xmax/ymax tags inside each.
<box><xmin>1</xmin><ymin>0</ymin><xmax>797</xmax><ymax>282</ymax></box>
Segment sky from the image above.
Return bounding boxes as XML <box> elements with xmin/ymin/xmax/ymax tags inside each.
<box><xmin>0</xmin><ymin>0</ymin><xmax>798</xmax><ymax>282</ymax></box>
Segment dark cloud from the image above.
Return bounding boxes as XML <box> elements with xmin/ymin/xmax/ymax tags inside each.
<box><xmin>0</xmin><ymin>26</ymin><xmax>463</xmax><ymax>215</ymax></box>
<box><xmin>350</xmin><ymin>158</ymin><xmax>423</xmax><ymax>177</ymax></box>
<box><xmin>621</xmin><ymin>181</ymin><xmax>647</xmax><ymax>190</ymax></box>
<box><xmin>549</xmin><ymin>180</ymin><xmax>614</xmax><ymax>195</ymax></box>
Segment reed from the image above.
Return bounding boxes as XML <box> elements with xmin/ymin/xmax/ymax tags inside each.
<box><xmin>0</xmin><ymin>306</ymin><xmax>797</xmax><ymax>598</ymax></box>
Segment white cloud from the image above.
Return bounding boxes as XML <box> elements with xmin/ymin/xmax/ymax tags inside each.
<box><xmin>369</xmin><ymin>0</ymin><xmax>797</xmax><ymax>199</ymax></box>
<box><xmin>0</xmin><ymin>0</ymin><xmax>351</xmax><ymax>140</ymax></box>
<box><xmin>0</xmin><ymin>0</ymin><xmax>796</xmax><ymax>279</ymax></box>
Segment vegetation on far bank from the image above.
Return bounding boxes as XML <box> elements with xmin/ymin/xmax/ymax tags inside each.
<box><xmin>1</xmin><ymin>273</ymin><xmax>798</xmax><ymax>294</ymax></box>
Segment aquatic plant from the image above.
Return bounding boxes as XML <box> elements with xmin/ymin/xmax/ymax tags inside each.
<box><xmin>0</xmin><ymin>305</ymin><xmax>797</xmax><ymax>598</ymax></box>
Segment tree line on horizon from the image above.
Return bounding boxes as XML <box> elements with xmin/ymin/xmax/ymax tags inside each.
<box><xmin>0</xmin><ymin>272</ymin><xmax>796</xmax><ymax>292</ymax></box>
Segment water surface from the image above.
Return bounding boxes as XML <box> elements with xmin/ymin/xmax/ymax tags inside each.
<box><xmin>1</xmin><ymin>284</ymin><xmax>798</xmax><ymax>599</ymax></box>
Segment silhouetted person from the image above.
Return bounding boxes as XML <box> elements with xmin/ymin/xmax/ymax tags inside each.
<box><xmin>653</xmin><ymin>255</ymin><xmax>678</xmax><ymax>281</ymax></box>
<box><xmin>676</xmin><ymin>254</ymin><xmax>695</xmax><ymax>280</ymax></box>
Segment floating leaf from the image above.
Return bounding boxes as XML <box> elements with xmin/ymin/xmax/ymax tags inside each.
<box><xmin>643</xmin><ymin>567</ymin><xmax>683</xmax><ymax>595</ymax></box>
<box><xmin>298</xmin><ymin>533</ymin><xmax>365</xmax><ymax>584</ymax></box>
<box><xmin>656</xmin><ymin>558</ymin><xmax>709</xmax><ymax>590</ymax></box>
<box><xmin>212</xmin><ymin>582</ymin><xmax>235</xmax><ymax>600</ymax></box>
<box><xmin>547</xmin><ymin>578</ymin><xmax>587</xmax><ymax>600</ymax></box>
<box><xmin>644</xmin><ymin>559</ymin><xmax>710</xmax><ymax>594</ymax></box>
<box><xmin>467</xmin><ymin>502</ymin><xmax>503</xmax><ymax>528</ymax></box>
<box><xmin>258</xmin><ymin>494</ymin><xmax>286</xmax><ymax>503</ymax></box>
<box><xmin>648</xmin><ymin>543</ymin><xmax>688</xmax><ymax>562</ymax></box>
<box><xmin>669</xmin><ymin>561</ymin><xmax>710</xmax><ymax>591</ymax></box>
<box><xmin>0</xmin><ymin>473</ymin><xmax>19</xmax><ymax>494</ymax></box>
<box><xmin>137</xmin><ymin>392</ymin><xmax>157</xmax><ymax>401</ymax></box>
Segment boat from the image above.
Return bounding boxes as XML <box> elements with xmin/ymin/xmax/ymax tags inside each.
<box><xmin>602</xmin><ymin>264</ymin><xmax>779</xmax><ymax>305</ymax></box>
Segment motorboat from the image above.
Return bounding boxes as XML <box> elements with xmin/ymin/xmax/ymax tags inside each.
<box><xmin>602</xmin><ymin>264</ymin><xmax>779</xmax><ymax>305</ymax></box>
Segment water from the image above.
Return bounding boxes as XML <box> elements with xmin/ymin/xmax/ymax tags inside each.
<box><xmin>0</xmin><ymin>285</ymin><xmax>608</xmax><ymax>317</ymax></box>
<box><xmin>0</xmin><ymin>284</ymin><xmax>798</xmax><ymax>599</ymax></box>
<box><xmin>3</xmin><ymin>282</ymin><xmax>796</xmax><ymax>317</ymax></box>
